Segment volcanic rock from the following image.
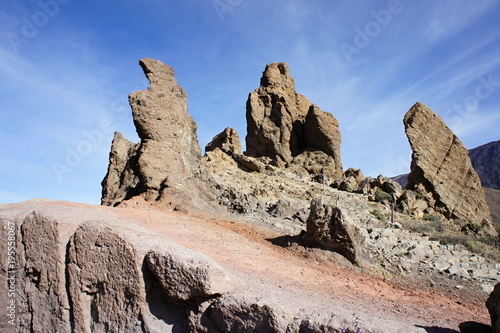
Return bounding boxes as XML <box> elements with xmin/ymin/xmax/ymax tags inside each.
<box><xmin>20</xmin><ymin>212</ymin><xmax>71</xmax><ymax>332</ymax></box>
<box><xmin>403</xmin><ymin>102</ymin><xmax>496</xmax><ymax>237</ymax></box>
<box><xmin>487</xmin><ymin>282</ymin><xmax>500</xmax><ymax>333</ymax></box>
<box><xmin>245</xmin><ymin>62</ymin><xmax>342</xmax><ymax>178</ymax></box>
<box><xmin>101</xmin><ymin>58</ymin><xmax>205</xmax><ymax>210</ymax></box>
<box><xmin>305</xmin><ymin>198</ymin><xmax>370</xmax><ymax>267</ymax></box>
<box><xmin>205</xmin><ymin>127</ymin><xmax>242</xmax><ymax>156</ymax></box>
<box><xmin>101</xmin><ymin>132</ymin><xmax>141</xmax><ymax>206</ymax></box>
<box><xmin>145</xmin><ymin>250</ymin><xmax>233</xmax><ymax>302</ymax></box>
<box><xmin>67</xmin><ymin>222</ymin><xmax>144</xmax><ymax>333</ymax></box>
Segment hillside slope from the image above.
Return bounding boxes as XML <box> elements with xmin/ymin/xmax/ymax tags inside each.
<box><xmin>469</xmin><ymin>140</ymin><xmax>500</xmax><ymax>190</ymax></box>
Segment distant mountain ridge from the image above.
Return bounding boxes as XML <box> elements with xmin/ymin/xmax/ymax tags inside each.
<box><xmin>469</xmin><ymin>140</ymin><xmax>500</xmax><ymax>190</ymax></box>
<box><xmin>393</xmin><ymin>140</ymin><xmax>500</xmax><ymax>191</ymax></box>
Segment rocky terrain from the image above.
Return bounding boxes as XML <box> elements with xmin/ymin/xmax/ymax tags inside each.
<box><xmin>2</xmin><ymin>58</ymin><xmax>499</xmax><ymax>332</ymax></box>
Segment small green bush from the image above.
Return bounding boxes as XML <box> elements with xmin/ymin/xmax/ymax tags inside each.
<box><xmin>375</xmin><ymin>189</ymin><xmax>393</xmax><ymax>203</ymax></box>
<box><xmin>371</xmin><ymin>209</ymin><xmax>386</xmax><ymax>222</ymax></box>
<box><xmin>422</xmin><ymin>213</ymin><xmax>439</xmax><ymax>222</ymax></box>
<box><xmin>416</xmin><ymin>193</ymin><xmax>425</xmax><ymax>200</ymax></box>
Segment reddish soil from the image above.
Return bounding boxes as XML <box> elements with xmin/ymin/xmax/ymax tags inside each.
<box><xmin>46</xmin><ymin>201</ymin><xmax>490</xmax><ymax>332</ymax></box>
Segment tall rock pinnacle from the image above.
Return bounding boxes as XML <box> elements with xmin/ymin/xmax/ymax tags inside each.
<box><xmin>403</xmin><ymin>102</ymin><xmax>496</xmax><ymax>237</ymax></box>
<box><xmin>245</xmin><ymin>62</ymin><xmax>343</xmax><ymax>178</ymax></box>
<box><xmin>102</xmin><ymin>58</ymin><xmax>202</xmax><ymax>208</ymax></box>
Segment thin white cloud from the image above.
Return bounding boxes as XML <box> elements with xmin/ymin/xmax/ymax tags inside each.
<box><xmin>424</xmin><ymin>0</ymin><xmax>497</xmax><ymax>42</ymax></box>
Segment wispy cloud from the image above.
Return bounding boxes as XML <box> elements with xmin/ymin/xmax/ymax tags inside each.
<box><xmin>424</xmin><ymin>0</ymin><xmax>497</xmax><ymax>42</ymax></box>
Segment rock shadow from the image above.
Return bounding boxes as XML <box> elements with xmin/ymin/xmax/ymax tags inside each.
<box><xmin>141</xmin><ymin>257</ymin><xmax>189</xmax><ymax>332</ymax></box>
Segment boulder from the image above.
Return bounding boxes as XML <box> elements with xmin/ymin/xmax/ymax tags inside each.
<box><xmin>487</xmin><ymin>282</ymin><xmax>500</xmax><ymax>333</ymax></box>
<box><xmin>245</xmin><ymin>62</ymin><xmax>342</xmax><ymax>178</ymax></box>
<box><xmin>67</xmin><ymin>222</ymin><xmax>144</xmax><ymax>333</ymax></box>
<box><xmin>304</xmin><ymin>105</ymin><xmax>342</xmax><ymax>175</ymax></box>
<box><xmin>205</xmin><ymin>127</ymin><xmax>242</xmax><ymax>156</ymax></box>
<box><xmin>19</xmin><ymin>212</ymin><xmax>71</xmax><ymax>332</ymax></box>
<box><xmin>203</xmin><ymin>295</ymin><xmax>287</xmax><ymax>333</ymax></box>
<box><xmin>403</xmin><ymin>102</ymin><xmax>496</xmax><ymax>237</ymax></box>
<box><xmin>305</xmin><ymin>198</ymin><xmax>370</xmax><ymax>267</ymax></box>
<box><xmin>344</xmin><ymin>168</ymin><xmax>365</xmax><ymax>182</ymax></box>
<box><xmin>145</xmin><ymin>250</ymin><xmax>233</xmax><ymax>302</ymax></box>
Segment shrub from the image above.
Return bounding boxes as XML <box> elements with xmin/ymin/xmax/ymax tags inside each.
<box><xmin>375</xmin><ymin>189</ymin><xmax>393</xmax><ymax>203</ymax></box>
<box><xmin>422</xmin><ymin>214</ymin><xmax>439</xmax><ymax>222</ymax></box>
<box><xmin>371</xmin><ymin>209</ymin><xmax>386</xmax><ymax>222</ymax></box>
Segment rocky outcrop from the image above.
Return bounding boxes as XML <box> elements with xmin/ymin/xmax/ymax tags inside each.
<box><xmin>145</xmin><ymin>250</ymin><xmax>232</xmax><ymax>303</ymax></box>
<box><xmin>245</xmin><ymin>62</ymin><xmax>343</xmax><ymax>178</ymax></box>
<box><xmin>487</xmin><ymin>282</ymin><xmax>500</xmax><ymax>333</ymax></box>
<box><xmin>404</xmin><ymin>102</ymin><xmax>496</xmax><ymax>237</ymax></box>
<box><xmin>101</xmin><ymin>58</ymin><xmax>203</xmax><ymax>209</ymax></box>
<box><xmin>305</xmin><ymin>198</ymin><xmax>370</xmax><ymax>267</ymax></box>
<box><xmin>101</xmin><ymin>132</ymin><xmax>141</xmax><ymax>206</ymax></box>
<box><xmin>67</xmin><ymin>222</ymin><xmax>144</xmax><ymax>333</ymax></box>
<box><xmin>205</xmin><ymin>127</ymin><xmax>242</xmax><ymax>156</ymax></box>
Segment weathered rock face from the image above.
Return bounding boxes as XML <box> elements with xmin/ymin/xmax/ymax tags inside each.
<box><xmin>305</xmin><ymin>198</ymin><xmax>370</xmax><ymax>267</ymax></box>
<box><xmin>205</xmin><ymin>127</ymin><xmax>242</xmax><ymax>156</ymax></box>
<box><xmin>245</xmin><ymin>62</ymin><xmax>343</xmax><ymax>178</ymax></box>
<box><xmin>20</xmin><ymin>212</ymin><xmax>71</xmax><ymax>332</ymax></box>
<box><xmin>487</xmin><ymin>282</ymin><xmax>500</xmax><ymax>333</ymax></box>
<box><xmin>145</xmin><ymin>250</ymin><xmax>233</xmax><ymax>303</ymax></box>
<box><xmin>101</xmin><ymin>132</ymin><xmax>141</xmax><ymax>206</ymax></box>
<box><xmin>101</xmin><ymin>58</ymin><xmax>204</xmax><ymax>209</ymax></box>
<box><xmin>67</xmin><ymin>222</ymin><xmax>143</xmax><ymax>333</ymax></box>
<box><xmin>130</xmin><ymin>58</ymin><xmax>201</xmax><ymax>198</ymax></box>
<box><xmin>404</xmin><ymin>102</ymin><xmax>496</xmax><ymax>237</ymax></box>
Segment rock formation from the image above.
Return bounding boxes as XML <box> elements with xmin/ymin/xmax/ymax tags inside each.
<box><xmin>487</xmin><ymin>282</ymin><xmax>500</xmax><ymax>333</ymax></box>
<box><xmin>100</xmin><ymin>132</ymin><xmax>141</xmax><ymax>206</ymax></box>
<box><xmin>305</xmin><ymin>198</ymin><xmax>370</xmax><ymax>267</ymax></box>
<box><xmin>245</xmin><ymin>62</ymin><xmax>343</xmax><ymax>178</ymax></box>
<box><xmin>205</xmin><ymin>127</ymin><xmax>242</xmax><ymax>156</ymax></box>
<box><xmin>101</xmin><ymin>58</ymin><xmax>205</xmax><ymax>210</ymax></box>
<box><xmin>403</xmin><ymin>102</ymin><xmax>496</xmax><ymax>237</ymax></box>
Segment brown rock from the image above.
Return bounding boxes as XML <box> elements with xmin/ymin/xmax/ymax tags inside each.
<box><xmin>129</xmin><ymin>58</ymin><xmax>201</xmax><ymax>195</ymax></box>
<box><xmin>344</xmin><ymin>168</ymin><xmax>364</xmax><ymax>182</ymax></box>
<box><xmin>486</xmin><ymin>282</ymin><xmax>500</xmax><ymax>333</ymax></box>
<box><xmin>145</xmin><ymin>249</ymin><xmax>232</xmax><ymax>302</ymax></box>
<box><xmin>303</xmin><ymin>105</ymin><xmax>342</xmax><ymax>175</ymax></box>
<box><xmin>245</xmin><ymin>62</ymin><xmax>343</xmax><ymax>178</ymax></box>
<box><xmin>404</xmin><ymin>102</ymin><xmax>496</xmax><ymax>237</ymax></box>
<box><xmin>100</xmin><ymin>132</ymin><xmax>141</xmax><ymax>206</ymax></box>
<box><xmin>19</xmin><ymin>212</ymin><xmax>71</xmax><ymax>332</ymax></box>
<box><xmin>205</xmin><ymin>127</ymin><xmax>242</xmax><ymax>156</ymax></box>
<box><xmin>101</xmin><ymin>58</ymin><xmax>207</xmax><ymax>210</ymax></box>
<box><xmin>305</xmin><ymin>198</ymin><xmax>370</xmax><ymax>267</ymax></box>
<box><xmin>67</xmin><ymin>222</ymin><xmax>144</xmax><ymax>333</ymax></box>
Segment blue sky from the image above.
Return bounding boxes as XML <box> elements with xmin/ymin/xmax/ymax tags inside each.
<box><xmin>1</xmin><ymin>0</ymin><xmax>499</xmax><ymax>204</ymax></box>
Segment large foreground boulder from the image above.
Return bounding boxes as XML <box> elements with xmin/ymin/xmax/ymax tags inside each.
<box><xmin>245</xmin><ymin>62</ymin><xmax>343</xmax><ymax>178</ymax></box>
<box><xmin>305</xmin><ymin>198</ymin><xmax>370</xmax><ymax>267</ymax></box>
<box><xmin>487</xmin><ymin>283</ymin><xmax>500</xmax><ymax>333</ymax></box>
<box><xmin>403</xmin><ymin>102</ymin><xmax>496</xmax><ymax>237</ymax></box>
